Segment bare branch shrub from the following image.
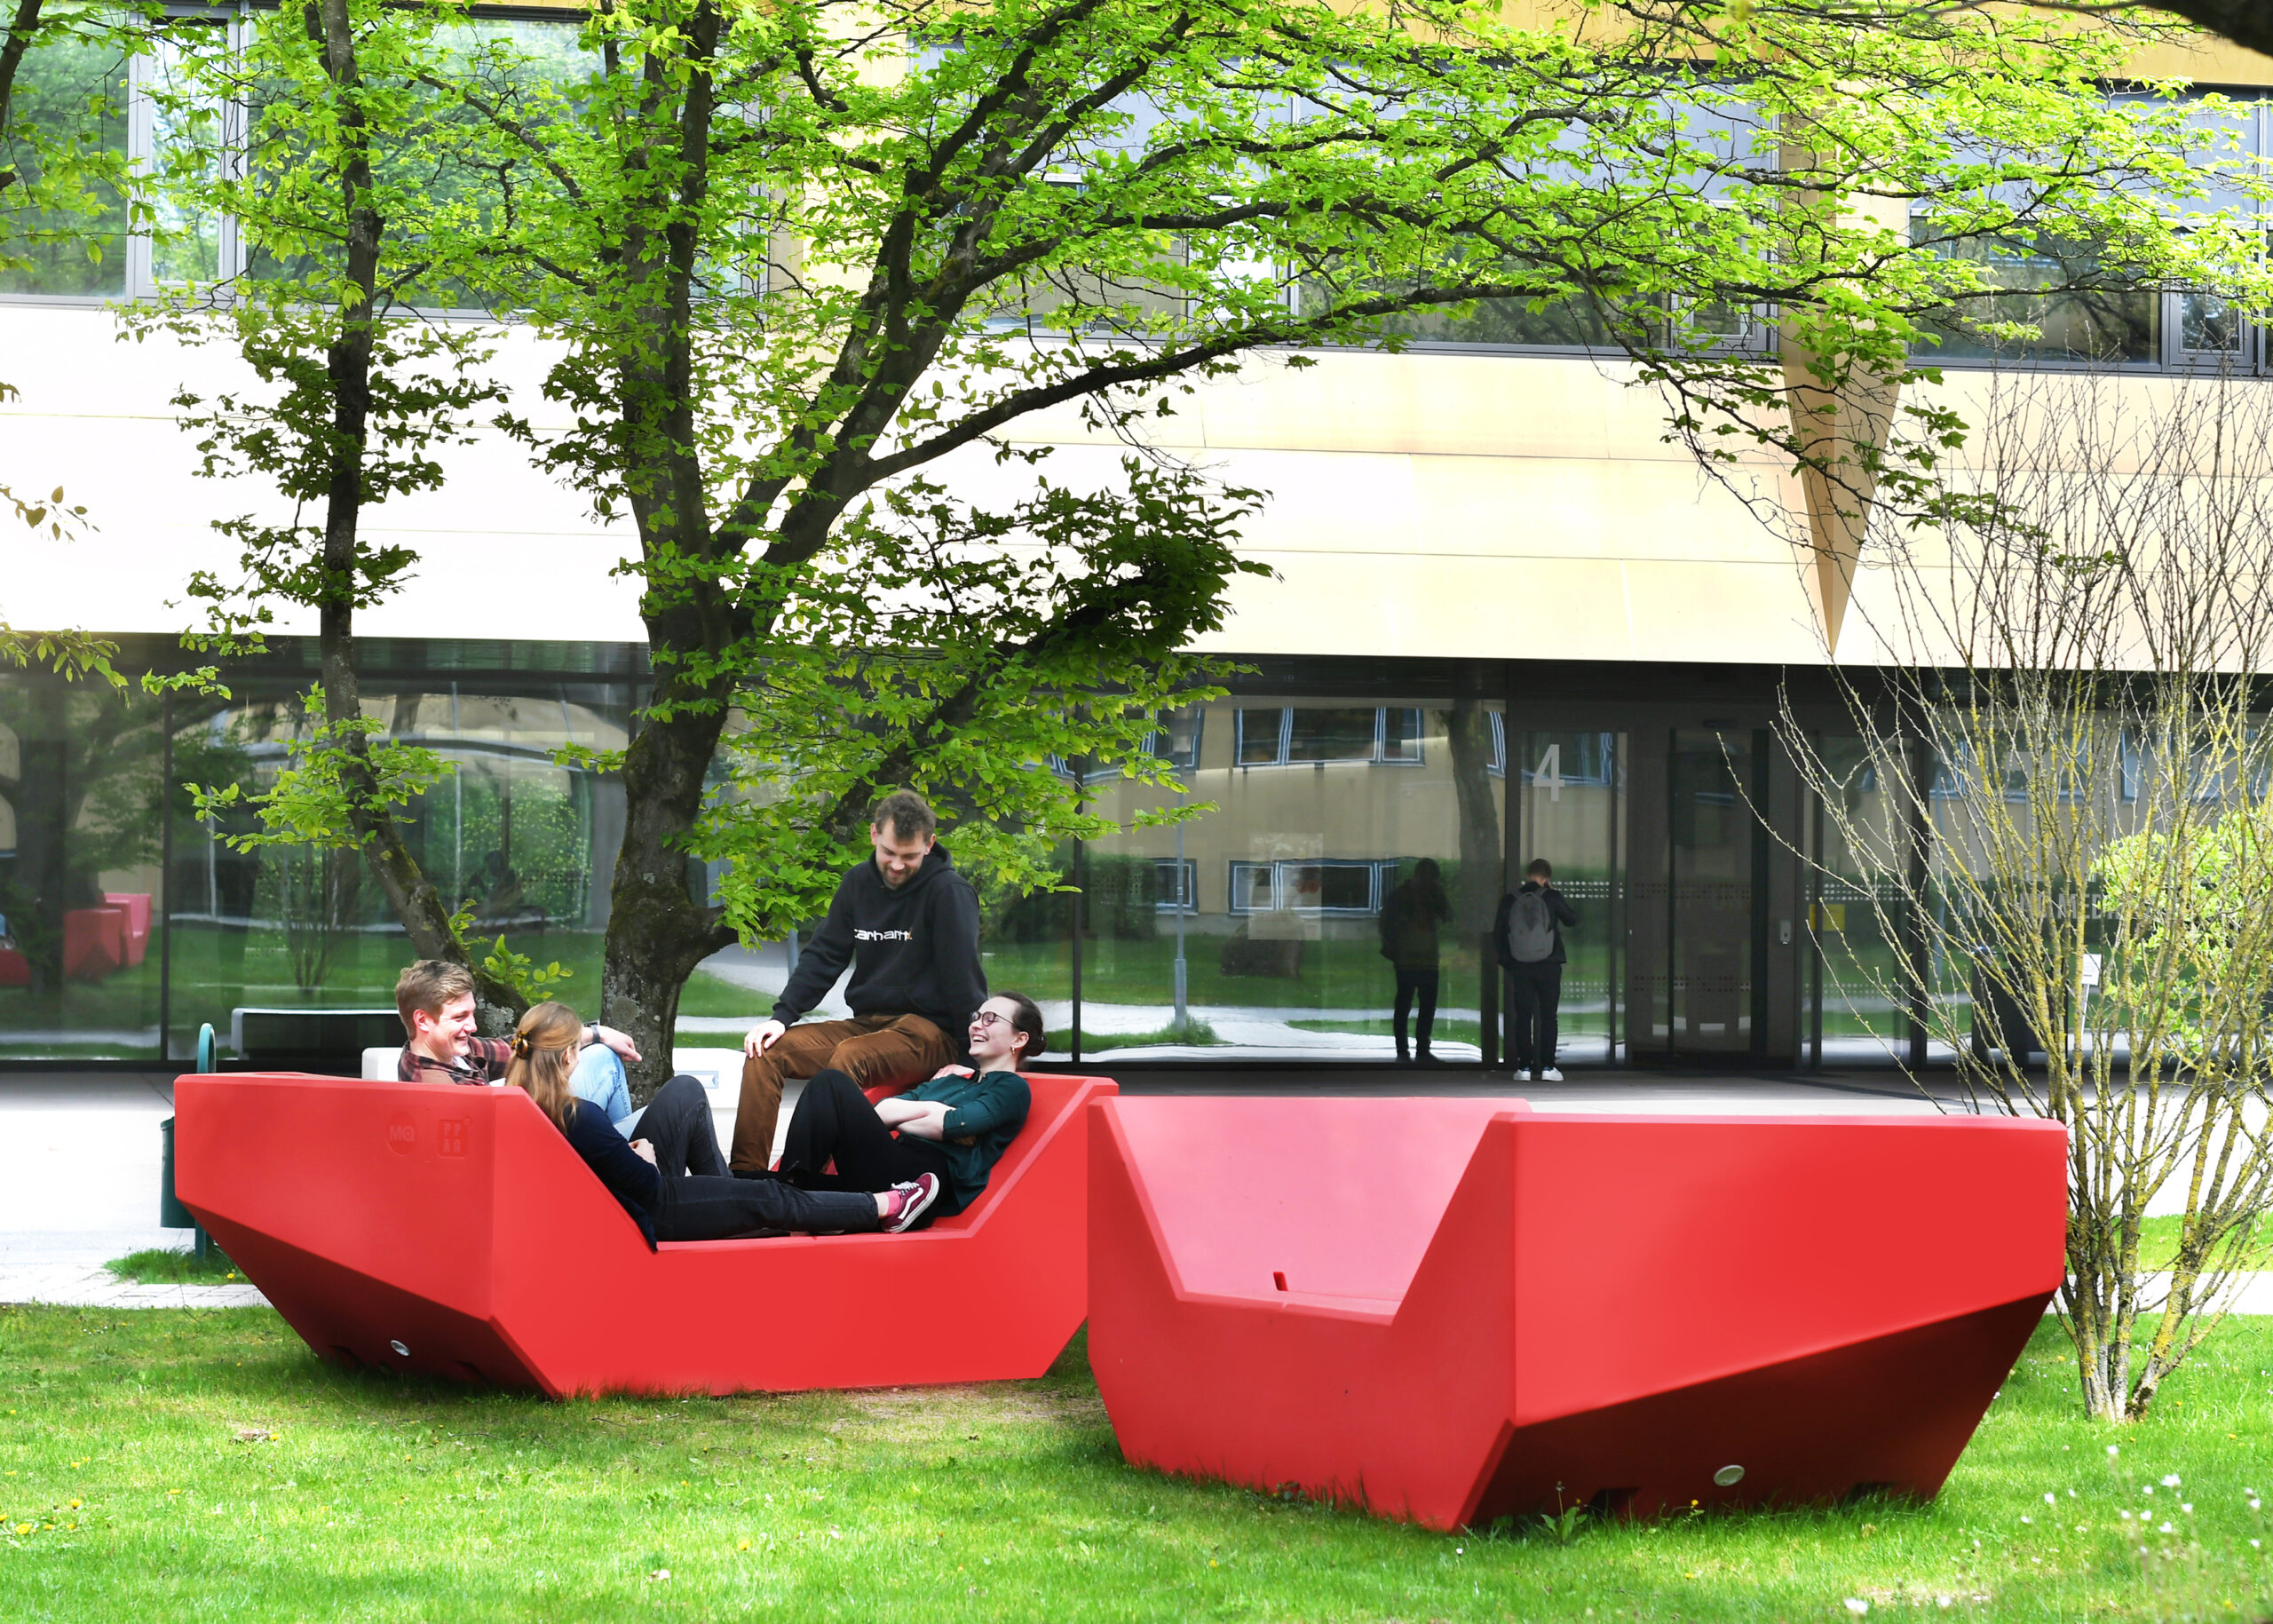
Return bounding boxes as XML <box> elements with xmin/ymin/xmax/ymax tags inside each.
<box><xmin>1781</xmin><ymin>367</ymin><xmax>2273</xmax><ymax>1421</ymax></box>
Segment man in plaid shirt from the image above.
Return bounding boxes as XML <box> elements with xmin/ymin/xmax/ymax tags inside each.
<box><xmin>395</xmin><ymin>961</ymin><xmax>640</xmax><ymax>1111</ymax></box>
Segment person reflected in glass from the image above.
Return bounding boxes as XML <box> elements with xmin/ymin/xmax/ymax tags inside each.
<box><xmin>1379</xmin><ymin>859</ymin><xmax>1452</xmax><ymax>1065</ymax></box>
<box><xmin>1496</xmin><ymin>859</ymin><xmax>1580</xmax><ymax>1082</ymax></box>
<box><xmin>764</xmin><ymin>993</ymin><xmax>1041</xmax><ymax>1230</ymax></box>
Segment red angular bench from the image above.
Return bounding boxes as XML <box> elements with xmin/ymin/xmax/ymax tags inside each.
<box><xmin>174</xmin><ymin>1070</ymin><xmax>1116</xmax><ymax>1396</ymax></box>
<box><xmin>1088</xmin><ymin>1097</ymin><xmax>2064</xmax><ymax>1531</ymax></box>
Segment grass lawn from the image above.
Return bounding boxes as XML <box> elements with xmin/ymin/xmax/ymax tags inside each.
<box><xmin>105</xmin><ymin>1248</ymin><xmax>242</xmax><ymax>1286</ymax></box>
<box><xmin>3</xmin><ymin>1312</ymin><xmax>2270</xmax><ymax>1620</ymax></box>
<box><xmin>2134</xmin><ymin>1216</ymin><xmax>2269</xmax><ymax>1274</ymax></box>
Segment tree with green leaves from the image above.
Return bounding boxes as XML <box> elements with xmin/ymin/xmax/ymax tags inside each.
<box><xmin>139</xmin><ymin>0</ymin><xmax>2265</xmax><ymax>1091</ymax></box>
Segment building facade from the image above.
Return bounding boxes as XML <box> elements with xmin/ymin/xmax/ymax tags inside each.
<box><xmin>4</xmin><ymin>20</ymin><xmax>2270</xmax><ymax>1068</ymax></box>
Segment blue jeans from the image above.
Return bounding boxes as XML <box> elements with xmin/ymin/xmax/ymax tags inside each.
<box><xmin>570</xmin><ymin>1045</ymin><xmax>639</xmax><ymax>1137</ymax></box>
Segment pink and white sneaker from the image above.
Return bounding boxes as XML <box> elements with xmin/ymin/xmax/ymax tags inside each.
<box><xmin>883</xmin><ymin>1173</ymin><xmax>942</xmax><ymax>1233</ymax></box>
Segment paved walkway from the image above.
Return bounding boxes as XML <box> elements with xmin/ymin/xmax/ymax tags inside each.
<box><xmin>0</xmin><ymin>1067</ymin><xmax>2262</xmax><ymax>1310</ymax></box>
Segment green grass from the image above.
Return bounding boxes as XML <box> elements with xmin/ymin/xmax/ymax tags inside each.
<box><xmin>2134</xmin><ymin>1215</ymin><xmax>2269</xmax><ymax>1273</ymax></box>
<box><xmin>105</xmin><ymin>1248</ymin><xmax>242</xmax><ymax>1285</ymax></box>
<box><xmin>1055</xmin><ymin>1018</ymin><xmax>1223</xmax><ymax>1055</ymax></box>
<box><xmin>1286</xmin><ymin>1017</ymin><xmax>1493</xmax><ymax>1051</ymax></box>
<box><xmin>3</xmin><ymin>1311</ymin><xmax>2271</xmax><ymax>1620</ymax></box>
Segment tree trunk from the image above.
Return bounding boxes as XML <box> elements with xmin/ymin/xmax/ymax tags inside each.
<box><xmin>1447</xmin><ymin>695</ymin><xmax>1505</xmax><ymax>945</ymax></box>
<box><xmin>303</xmin><ymin>0</ymin><xmax>521</xmax><ymax>1028</ymax></box>
<box><xmin>600</xmin><ymin>697</ymin><xmax>735</xmax><ymax>1100</ymax></box>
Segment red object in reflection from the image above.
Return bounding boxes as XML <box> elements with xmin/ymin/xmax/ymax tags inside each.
<box><xmin>174</xmin><ymin>1070</ymin><xmax>1117</xmax><ymax>1396</ymax></box>
<box><xmin>61</xmin><ymin>907</ymin><xmax>128</xmax><ymax>981</ymax></box>
<box><xmin>1087</xmin><ymin>1097</ymin><xmax>2065</xmax><ymax>1532</ymax></box>
<box><xmin>0</xmin><ymin>948</ymin><xmax>27</xmax><ymax>987</ymax></box>
<box><xmin>104</xmin><ymin>892</ymin><xmax>152</xmax><ymax>967</ymax></box>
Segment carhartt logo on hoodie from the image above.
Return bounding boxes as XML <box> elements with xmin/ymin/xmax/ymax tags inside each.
<box><xmin>854</xmin><ymin>928</ymin><xmax>914</xmax><ymax>941</ymax></box>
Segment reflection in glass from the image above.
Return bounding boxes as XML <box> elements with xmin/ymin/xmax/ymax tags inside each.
<box><xmin>1516</xmin><ymin>731</ymin><xmax>1624</xmax><ymax>1064</ymax></box>
<box><xmin>2179</xmin><ymin>290</ymin><xmax>2245</xmax><ymax>358</ymax></box>
<box><xmin>0</xmin><ymin>676</ymin><xmax>166</xmax><ymax>1057</ymax></box>
<box><xmin>0</xmin><ymin>28</ymin><xmax>131</xmax><ymax>294</ymax></box>
<box><xmin>1033</xmin><ymin>698</ymin><xmax>1504</xmax><ymax>1061</ymax></box>
<box><xmin>162</xmin><ymin>684</ymin><xmax>630</xmax><ymax>1062</ymax></box>
<box><xmin>1667</xmin><ymin>729</ymin><xmax>1754</xmax><ymax>1052</ymax></box>
<box><xmin>143</xmin><ymin>27</ymin><xmax>230</xmax><ymax>287</ymax></box>
<box><xmin>1809</xmin><ymin>738</ymin><xmax>1910</xmax><ymax>1062</ymax></box>
<box><xmin>1913</xmin><ymin>225</ymin><xmax>2159</xmax><ymax>364</ymax></box>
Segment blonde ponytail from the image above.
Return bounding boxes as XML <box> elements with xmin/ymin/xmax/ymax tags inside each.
<box><xmin>505</xmin><ymin>1002</ymin><xmax>585</xmax><ymax>1129</ymax></box>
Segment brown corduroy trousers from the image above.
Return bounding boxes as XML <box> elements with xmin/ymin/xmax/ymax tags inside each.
<box><xmin>725</xmin><ymin>1013</ymin><xmax>955</xmax><ymax>1173</ymax></box>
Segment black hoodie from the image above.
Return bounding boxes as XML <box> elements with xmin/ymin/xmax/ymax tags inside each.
<box><xmin>770</xmin><ymin>843</ymin><xmax>987</xmax><ymax>1040</ymax></box>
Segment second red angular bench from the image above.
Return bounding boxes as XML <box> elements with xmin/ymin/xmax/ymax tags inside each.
<box><xmin>1086</xmin><ymin>1095</ymin><xmax>2065</xmax><ymax>1530</ymax></box>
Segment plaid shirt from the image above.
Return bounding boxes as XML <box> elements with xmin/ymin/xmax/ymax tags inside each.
<box><xmin>397</xmin><ymin>1036</ymin><xmax>514</xmax><ymax>1086</ymax></box>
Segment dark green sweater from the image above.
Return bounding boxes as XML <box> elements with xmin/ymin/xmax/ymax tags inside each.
<box><xmin>901</xmin><ymin>1069</ymin><xmax>1031</xmax><ymax>1211</ymax></box>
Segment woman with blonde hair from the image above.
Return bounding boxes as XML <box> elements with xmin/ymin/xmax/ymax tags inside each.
<box><xmin>508</xmin><ymin>1002</ymin><xmax>935</xmax><ymax>1245</ymax></box>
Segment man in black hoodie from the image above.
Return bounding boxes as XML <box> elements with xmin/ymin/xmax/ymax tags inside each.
<box><xmin>726</xmin><ymin>791</ymin><xmax>986</xmax><ymax>1174</ymax></box>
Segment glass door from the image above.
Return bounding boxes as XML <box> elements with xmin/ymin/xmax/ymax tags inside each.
<box><xmin>1667</xmin><ymin>728</ymin><xmax>1759</xmax><ymax>1055</ymax></box>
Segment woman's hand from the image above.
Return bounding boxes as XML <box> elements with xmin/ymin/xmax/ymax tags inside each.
<box><xmin>930</xmin><ymin>1063</ymin><xmax>972</xmax><ymax>1081</ymax></box>
<box><xmin>874</xmin><ymin>1095</ymin><xmax>925</xmax><ymax>1127</ymax></box>
<box><xmin>630</xmin><ymin>1138</ymin><xmax>658</xmax><ymax>1167</ymax></box>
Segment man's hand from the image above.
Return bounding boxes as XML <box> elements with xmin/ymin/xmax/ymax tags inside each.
<box><xmin>630</xmin><ymin>1138</ymin><xmax>658</xmax><ymax>1167</ymax></box>
<box><xmin>744</xmin><ymin>1018</ymin><xmax>788</xmax><ymax>1058</ymax></box>
<box><xmin>595</xmin><ymin>1025</ymin><xmax>642</xmax><ymax>1064</ymax></box>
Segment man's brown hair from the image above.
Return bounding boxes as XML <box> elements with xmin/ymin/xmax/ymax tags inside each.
<box><xmin>396</xmin><ymin>959</ymin><xmax>475</xmax><ymax>1035</ymax></box>
<box><xmin>869</xmin><ymin>789</ymin><xmax>938</xmax><ymax>841</ymax></box>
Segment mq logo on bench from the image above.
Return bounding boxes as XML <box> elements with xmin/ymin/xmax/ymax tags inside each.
<box><xmin>387</xmin><ymin>1113</ymin><xmax>418</xmax><ymax>1155</ymax></box>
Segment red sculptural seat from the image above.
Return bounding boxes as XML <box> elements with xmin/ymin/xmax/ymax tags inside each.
<box><xmin>61</xmin><ymin>906</ymin><xmax>128</xmax><ymax>981</ymax></box>
<box><xmin>174</xmin><ymin>1070</ymin><xmax>1117</xmax><ymax>1396</ymax></box>
<box><xmin>1088</xmin><ymin>1097</ymin><xmax>2065</xmax><ymax>1532</ymax></box>
<box><xmin>103</xmin><ymin>891</ymin><xmax>152</xmax><ymax>967</ymax></box>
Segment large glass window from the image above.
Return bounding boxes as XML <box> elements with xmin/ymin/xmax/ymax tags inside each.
<box><xmin>162</xmin><ymin>680</ymin><xmax>635</xmax><ymax>1060</ymax></box>
<box><xmin>1808</xmin><ymin>738</ymin><xmax>1912</xmax><ymax>1063</ymax></box>
<box><xmin>0</xmin><ymin>677</ymin><xmax>166</xmax><ymax>1056</ymax></box>
<box><xmin>1513</xmin><ymin>730</ymin><xmax>1624</xmax><ymax>1065</ymax></box>
<box><xmin>1049</xmin><ymin>694</ymin><xmax>1505</xmax><ymax>1061</ymax></box>
<box><xmin>0</xmin><ymin>24</ymin><xmax>131</xmax><ymax>295</ymax></box>
<box><xmin>1913</xmin><ymin>225</ymin><xmax>2162</xmax><ymax>365</ymax></box>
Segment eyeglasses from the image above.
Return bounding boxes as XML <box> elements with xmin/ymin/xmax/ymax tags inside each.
<box><xmin>971</xmin><ymin>1010</ymin><xmax>1010</xmax><ymax>1030</ymax></box>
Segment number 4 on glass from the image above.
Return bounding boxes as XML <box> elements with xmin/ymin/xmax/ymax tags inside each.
<box><xmin>1534</xmin><ymin>743</ymin><xmax>1564</xmax><ymax>803</ymax></box>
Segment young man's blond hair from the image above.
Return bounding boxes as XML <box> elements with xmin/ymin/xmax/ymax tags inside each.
<box><xmin>395</xmin><ymin>959</ymin><xmax>475</xmax><ymax>1037</ymax></box>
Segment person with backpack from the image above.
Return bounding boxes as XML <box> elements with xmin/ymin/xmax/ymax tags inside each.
<box><xmin>1378</xmin><ymin>859</ymin><xmax>1452</xmax><ymax>1064</ymax></box>
<box><xmin>1495</xmin><ymin>859</ymin><xmax>1580</xmax><ymax>1081</ymax></box>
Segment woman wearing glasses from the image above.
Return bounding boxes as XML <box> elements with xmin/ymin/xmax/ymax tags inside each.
<box><xmin>769</xmin><ymin>992</ymin><xmax>1043</xmax><ymax>1231</ymax></box>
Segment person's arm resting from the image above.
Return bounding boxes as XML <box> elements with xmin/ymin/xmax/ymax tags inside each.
<box><xmin>582</xmin><ymin>1023</ymin><xmax>642</xmax><ymax>1062</ymax></box>
<box><xmin>563</xmin><ymin>1101</ymin><xmax>660</xmax><ymax>1209</ymax></box>
<box><xmin>941</xmin><ymin>1074</ymin><xmax>1030</xmax><ymax>1141</ymax></box>
<box><xmin>770</xmin><ymin>885</ymin><xmax>855</xmax><ymax>1025</ymax></box>
<box><xmin>875</xmin><ymin>1094</ymin><xmax>931</xmax><ymax>1128</ymax></box>
<box><xmin>890</xmin><ymin>1100</ymin><xmax>955</xmax><ymax>1141</ymax></box>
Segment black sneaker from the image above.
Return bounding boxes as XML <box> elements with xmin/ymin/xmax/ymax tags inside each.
<box><xmin>883</xmin><ymin>1173</ymin><xmax>942</xmax><ymax>1233</ymax></box>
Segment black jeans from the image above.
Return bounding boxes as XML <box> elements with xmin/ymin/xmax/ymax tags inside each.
<box><xmin>779</xmin><ymin>1068</ymin><xmax>958</xmax><ymax>1219</ymax></box>
<box><xmin>635</xmin><ymin>1075</ymin><xmax>879</xmax><ymax>1239</ymax></box>
<box><xmin>629</xmin><ymin>1074</ymin><xmax>730</xmax><ymax>1178</ymax></box>
<box><xmin>1507</xmin><ymin>960</ymin><xmax>1563</xmax><ymax>1078</ymax></box>
<box><xmin>651</xmin><ymin>1171</ymin><xmax>878</xmax><ymax>1240</ymax></box>
<box><xmin>1392</xmin><ymin>969</ymin><xmax>1439</xmax><ymax>1059</ymax></box>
